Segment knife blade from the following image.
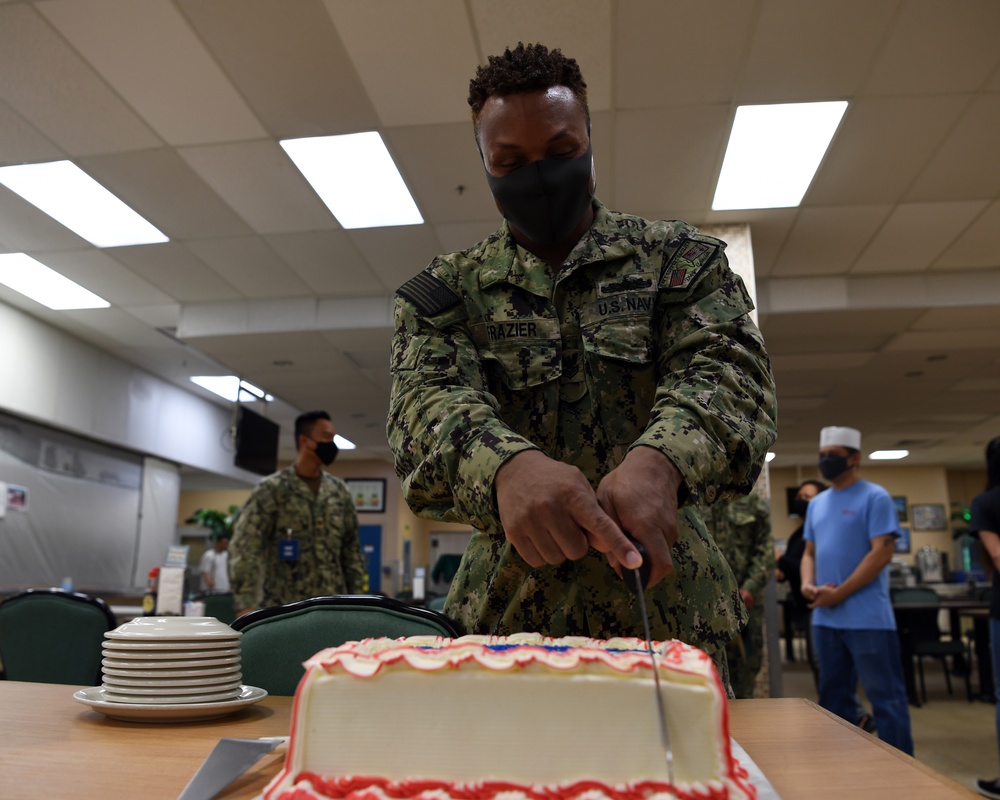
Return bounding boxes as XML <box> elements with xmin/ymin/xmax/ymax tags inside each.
<box><xmin>622</xmin><ymin>538</ymin><xmax>675</xmax><ymax>788</ymax></box>
<box><xmin>178</xmin><ymin>736</ymin><xmax>287</xmax><ymax>800</ymax></box>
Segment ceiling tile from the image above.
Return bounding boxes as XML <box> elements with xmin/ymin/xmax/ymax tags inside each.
<box><xmin>614</xmin><ymin>0</ymin><xmax>751</xmax><ymax>108</ymax></box>
<box><xmin>770</xmin><ymin>205</ymin><xmax>893</xmax><ymax>277</ymax></box>
<box><xmin>738</xmin><ymin>0</ymin><xmax>897</xmax><ymax>103</ymax></box>
<box><xmin>906</xmin><ymin>93</ymin><xmax>1000</xmax><ymax>202</ymax></box>
<box><xmin>383</xmin><ymin>123</ymin><xmax>496</xmax><ymax>223</ymax></box>
<box><xmin>325</xmin><ymin>0</ymin><xmax>476</xmax><ymax>126</ymax></box>
<box><xmin>178</xmin><ymin>0</ymin><xmax>380</xmax><ymax>138</ymax></box>
<box><xmin>614</xmin><ymin>105</ymin><xmax>729</xmax><ymax>210</ymax></box>
<box><xmin>0</xmin><ymin>186</ymin><xmax>89</xmax><ymax>251</ymax></box>
<box><xmin>932</xmin><ymin>201</ymin><xmax>1000</xmax><ymax>269</ymax></box>
<box><xmin>264</xmin><ymin>230</ymin><xmax>385</xmax><ymax>296</ymax></box>
<box><xmin>178</xmin><ymin>140</ymin><xmax>337</xmax><ymax>234</ymax></box>
<box><xmin>112</xmin><ymin>243</ymin><xmax>240</xmax><ymax>302</ymax></box>
<box><xmin>77</xmin><ymin>148</ymin><xmax>253</xmax><ymax>241</ymax></box>
<box><xmin>185</xmin><ymin>237</ymin><xmax>312</xmax><ymax>299</ymax></box>
<box><xmin>38</xmin><ymin>0</ymin><xmax>267</xmax><ymax>145</ymax></box>
<box><xmin>912</xmin><ymin>305</ymin><xmax>1000</xmax><ymax>330</ymax></box>
<box><xmin>0</xmin><ymin>100</ymin><xmax>64</xmax><ymax>165</ymax></box>
<box><xmin>862</xmin><ymin>0</ymin><xmax>1000</xmax><ymax>96</ymax></box>
<box><xmin>851</xmin><ymin>201</ymin><xmax>989</xmax><ymax>273</ymax></box>
<box><xmin>0</xmin><ymin>3</ymin><xmax>160</xmax><ymax>155</ymax></box>
<box><xmin>33</xmin><ymin>249</ymin><xmax>173</xmax><ymax>307</ymax></box>
<box><xmin>807</xmin><ymin>95</ymin><xmax>967</xmax><ymax>205</ymax></box>
<box><xmin>347</xmin><ymin>225</ymin><xmax>445</xmax><ymax>291</ymax></box>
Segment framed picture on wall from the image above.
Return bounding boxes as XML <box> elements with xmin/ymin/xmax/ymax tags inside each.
<box><xmin>892</xmin><ymin>496</ymin><xmax>908</xmax><ymax>522</ymax></box>
<box><xmin>911</xmin><ymin>503</ymin><xmax>946</xmax><ymax>531</ymax></box>
<box><xmin>345</xmin><ymin>478</ymin><xmax>386</xmax><ymax>513</ymax></box>
<box><xmin>895</xmin><ymin>526</ymin><xmax>911</xmax><ymax>554</ymax></box>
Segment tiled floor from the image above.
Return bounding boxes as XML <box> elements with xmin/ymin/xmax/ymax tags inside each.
<box><xmin>779</xmin><ymin>649</ymin><xmax>997</xmax><ymax>795</ymax></box>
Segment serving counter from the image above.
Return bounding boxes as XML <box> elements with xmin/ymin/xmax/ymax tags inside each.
<box><xmin>0</xmin><ymin>681</ymin><xmax>976</xmax><ymax>799</ymax></box>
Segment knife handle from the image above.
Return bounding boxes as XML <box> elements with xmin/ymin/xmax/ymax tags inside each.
<box><xmin>622</xmin><ymin>536</ymin><xmax>651</xmax><ymax>595</ymax></box>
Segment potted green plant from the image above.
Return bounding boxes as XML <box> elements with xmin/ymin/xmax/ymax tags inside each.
<box><xmin>185</xmin><ymin>505</ymin><xmax>242</xmax><ymax>539</ymax></box>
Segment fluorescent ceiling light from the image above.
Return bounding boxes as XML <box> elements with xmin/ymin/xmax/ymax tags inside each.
<box><xmin>765</xmin><ymin>452</ymin><xmax>776</xmax><ymax>463</ymax></box>
<box><xmin>334</xmin><ymin>434</ymin><xmax>356</xmax><ymax>451</ymax></box>
<box><xmin>280</xmin><ymin>132</ymin><xmax>423</xmax><ymax>229</ymax></box>
<box><xmin>190</xmin><ymin>376</ymin><xmax>273</xmax><ymax>403</ymax></box>
<box><xmin>869</xmin><ymin>450</ymin><xmax>909</xmax><ymax>460</ymax></box>
<box><xmin>0</xmin><ymin>160</ymin><xmax>168</xmax><ymax>248</ymax></box>
<box><xmin>0</xmin><ymin>253</ymin><xmax>109</xmax><ymax>310</ymax></box>
<box><xmin>712</xmin><ymin>101</ymin><xmax>848</xmax><ymax>210</ymax></box>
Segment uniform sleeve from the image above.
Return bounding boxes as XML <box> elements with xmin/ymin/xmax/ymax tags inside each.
<box><xmin>632</xmin><ymin>243</ymin><xmax>777</xmax><ymax>505</ymax></box>
<box><xmin>228</xmin><ymin>484</ymin><xmax>273</xmax><ymax>610</ymax></box>
<box><xmin>339</xmin><ymin>496</ymin><xmax>368</xmax><ymax>593</ymax></box>
<box><xmin>387</xmin><ymin>276</ymin><xmax>538</xmax><ymax>535</ymax></box>
<box><xmin>741</xmin><ymin>494</ymin><xmax>775</xmax><ymax>599</ymax></box>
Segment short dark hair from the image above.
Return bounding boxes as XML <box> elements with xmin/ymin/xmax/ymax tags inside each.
<box><xmin>468</xmin><ymin>42</ymin><xmax>589</xmax><ymax>142</ymax></box>
<box><xmin>797</xmin><ymin>479</ymin><xmax>828</xmax><ymax>496</ymax></box>
<box><xmin>294</xmin><ymin>410</ymin><xmax>330</xmax><ymax>448</ymax></box>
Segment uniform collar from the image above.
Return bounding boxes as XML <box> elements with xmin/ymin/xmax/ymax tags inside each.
<box><xmin>479</xmin><ymin>199</ymin><xmax>637</xmax><ymax>294</ymax></box>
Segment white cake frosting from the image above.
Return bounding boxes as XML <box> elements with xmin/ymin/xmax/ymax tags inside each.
<box><xmin>261</xmin><ymin>633</ymin><xmax>756</xmax><ymax>800</ymax></box>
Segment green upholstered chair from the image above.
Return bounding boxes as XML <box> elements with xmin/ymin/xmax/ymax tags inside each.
<box><xmin>230</xmin><ymin>594</ymin><xmax>463</xmax><ymax>696</ymax></box>
<box><xmin>0</xmin><ymin>589</ymin><xmax>117</xmax><ymax>686</ymax></box>
<box><xmin>191</xmin><ymin>591</ymin><xmax>237</xmax><ymax>625</ymax></box>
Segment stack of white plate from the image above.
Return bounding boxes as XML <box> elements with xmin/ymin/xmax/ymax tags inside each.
<box><xmin>100</xmin><ymin>617</ymin><xmax>243</xmax><ymax>704</ymax></box>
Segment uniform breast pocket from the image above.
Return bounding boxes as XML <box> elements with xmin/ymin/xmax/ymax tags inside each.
<box><xmin>580</xmin><ymin>293</ymin><xmax>654</xmax><ymax>367</ymax></box>
<box><xmin>478</xmin><ymin>320</ymin><xmax>562</xmax><ymax>390</ymax></box>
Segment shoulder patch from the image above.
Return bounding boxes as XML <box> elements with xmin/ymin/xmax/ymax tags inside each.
<box><xmin>659</xmin><ymin>234</ymin><xmax>723</xmax><ymax>291</ymax></box>
<box><xmin>396</xmin><ymin>270</ymin><xmax>461</xmax><ymax>317</ymax></box>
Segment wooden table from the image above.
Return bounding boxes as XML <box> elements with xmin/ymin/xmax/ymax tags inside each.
<box><xmin>0</xmin><ymin>682</ymin><xmax>977</xmax><ymax>799</ymax></box>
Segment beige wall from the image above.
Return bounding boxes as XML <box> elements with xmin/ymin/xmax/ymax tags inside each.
<box><xmin>769</xmin><ymin>463</ymin><xmax>986</xmax><ymax>567</ymax></box>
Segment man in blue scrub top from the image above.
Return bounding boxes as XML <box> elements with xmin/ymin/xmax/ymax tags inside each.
<box><xmin>801</xmin><ymin>425</ymin><xmax>914</xmax><ymax>755</ymax></box>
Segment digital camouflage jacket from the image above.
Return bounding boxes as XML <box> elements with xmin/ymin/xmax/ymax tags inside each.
<box><xmin>388</xmin><ymin>200</ymin><xmax>777</xmax><ymax>654</ymax></box>
<box><xmin>228</xmin><ymin>467</ymin><xmax>366</xmax><ymax>611</ymax></box>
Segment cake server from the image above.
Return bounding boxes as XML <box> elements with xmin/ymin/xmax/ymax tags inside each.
<box><xmin>622</xmin><ymin>538</ymin><xmax>675</xmax><ymax>788</ymax></box>
<box><xmin>178</xmin><ymin>736</ymin><xmax>287</xmax><ymax>800</ymax></box>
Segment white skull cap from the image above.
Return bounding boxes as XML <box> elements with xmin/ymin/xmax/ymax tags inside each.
<box><xmin>820</xmin><ymin>426</ymin><xmax>861</xmax><ymax>450</ymax></box>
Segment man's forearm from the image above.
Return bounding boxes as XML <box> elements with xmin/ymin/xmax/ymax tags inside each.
<box><xmin>833</xmin><ymin>537</ymin><xmax>895</xmax><ymax>601</ymax></box>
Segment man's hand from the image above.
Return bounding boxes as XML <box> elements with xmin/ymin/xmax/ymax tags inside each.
<box><xmin>495</xmin><ymin>450</ymin><xmax>641</xmax><ymax>571</ymax></box>
<box><xmin>596</xmin><ymin>446</ymin><xmax>684</xmax><ymax>587</ymax></box>
<box><xmin>739</xmin><ymin>588</ymin><xmax>755</xmax><ymax>611</ymax></box>
<box><xmin>808</xmin><ymin>583</ymin><xmax>841</xmax><ymax>608</ymax></box>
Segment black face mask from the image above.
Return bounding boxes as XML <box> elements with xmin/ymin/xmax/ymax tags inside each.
<box><xmin>485</xmin><ymin>145</ymin><xmax>594</xmax><ymax>245</ymax></box>
<box><xmin>792</xmin><ymin>497</ymin><xmax>811</xmax><ymax>518</ymax></box>
<box><xmin>819</xmin><ymin>454</ymin><xmax>851</xmax><ymax>481</ymax></box>
<box><xmin>313</xmin><ymin>440</ymin><xmax>339</xmax><ymax>466</ymax></box>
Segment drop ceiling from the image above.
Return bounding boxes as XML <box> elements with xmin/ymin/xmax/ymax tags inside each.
<box><xmin>0</xmin><ymin>0</ymin><xmax>998</xmax><ymax>472</ymax></box>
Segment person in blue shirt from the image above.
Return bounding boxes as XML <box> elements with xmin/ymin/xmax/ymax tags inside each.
<box><xmin>801</xmin><ymin>425</ymin><xmax>913</xmax><ymax>755</ymax></box>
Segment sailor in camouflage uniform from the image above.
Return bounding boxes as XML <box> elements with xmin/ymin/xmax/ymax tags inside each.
<box><xmin>387</xmin><ymin>44</ymin><xmax>776</xmax><ymax>673</ymax></box>
<box><xmin>702</xmin><ymin>490</ymin><xmax>774</xmax><ymax>697</ymax></box>
<box><xmin>229</xmin><ymin>410</ymin><xmax>366</xmax><ymax>614</ymax></box>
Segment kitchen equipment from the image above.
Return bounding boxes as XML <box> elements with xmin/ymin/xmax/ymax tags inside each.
<box><xmin>917</xmin><ymin>546</ymin><xmax>945</xmax><ymax>583</ymax></box>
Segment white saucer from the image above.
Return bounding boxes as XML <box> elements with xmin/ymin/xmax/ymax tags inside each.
<box><xmin>103</xmin><ymin>686</ymin><xmax>242</xmax><ymax>704</ymax></box>
<box><xmin>103</xmin><ymin>639</ymin><xmax>240</xmax><ymax>652</ymax></box>
<box><xmin>73</xmin><ymin>685</ymin><xmax>267</xmax><ymax>723</ymax></box>
<box><xmin>101</xmin><ymin>672</ymin><xmax>242</xmax><ymax>688</ymax></box>
<box><xmin>102</xmin><ymin>654</ymin><xmax>240</xmax><ymax>670</ymax></box>
<box><xmin>101</xmin><ymin>663</ymin><xmax>241</xmax><ymax>679</ymax></box>
<box><xmin>101</xmin><ymin>646</ymin><xmax>241</xmax><ymax>661</ymax></box>
<box><xmin>106</xmin><ymin>617</ymin><xmax>240</xmax><ymax>641</ymax></box>
<box><xmin>101</xmin><ymin>677</ymin><xmax>243</xmax><ymax>695</ymax></box>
